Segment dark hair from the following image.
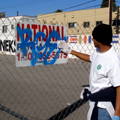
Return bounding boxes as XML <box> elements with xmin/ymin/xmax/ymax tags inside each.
<box><xmin>92</xmin><ymin>24</ymin><xmax>112</xmax><ymax>45</ymax></box>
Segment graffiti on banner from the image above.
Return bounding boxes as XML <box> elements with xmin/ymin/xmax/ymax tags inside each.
<box><xmin>16</xmin><ymin>23</ymin><xmax>68</xmax><ymax>67</ymax></box>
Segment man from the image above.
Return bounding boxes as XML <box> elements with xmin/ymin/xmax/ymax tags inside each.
<box><xmin>58</xmin><ymin>24</ymin><xmax>120</xmax><ymax>120</ymax></box>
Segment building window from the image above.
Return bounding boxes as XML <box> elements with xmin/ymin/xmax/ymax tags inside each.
<box><xmin>2</xmin><ymin>25</ymin><xmax>7</xmax><ymax>33</ymax></box>
<box><xmin>11</xmin><ymin>24</ymin><xmax>14</xmax><ymax>29</ymax></box>
<box><xmin>83</xmin><ymin>22</ymin><xmax>90</xmax><ymax>28</ymax></box>
<box><xmin>96</xmin><ymin>21</ymin><xmax>103</xmax><ymax>26</ymax></box>
<box><xmin>68</xmin><ymin>22</ymin><xmax>77</xmax><ymax>28</ymax></box>
<box><xmin>112</xmin><ymin>19</ymin><xmax>120</xmax><ymax>26</ymax></box>
<box><xmin>43</xmin><ymin>19</ymin><xmax>47</xmax><ymax>24</ymax></box>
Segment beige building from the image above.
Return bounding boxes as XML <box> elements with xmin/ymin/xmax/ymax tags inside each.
<box><xmin>37</xmin><ymin>7</ymin><xmax>120</xmax><ymax>35</ymax></box>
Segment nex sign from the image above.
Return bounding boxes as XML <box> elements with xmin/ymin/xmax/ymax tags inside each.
<box><xmin>0</xmin><ymin>40</ymin><xmax>16</xmax><ymax>53</ymax></box>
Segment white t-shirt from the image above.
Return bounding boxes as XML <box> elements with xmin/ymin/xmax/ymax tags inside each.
<box><xmin>90</xmin><ymin>46</ymin><xmax>120</xmax><ymax>93</ymax></box>
<box><xmin>89</xmin><ymin>46</ymin><xmax>120</xmax><ymax>117</ymax></box>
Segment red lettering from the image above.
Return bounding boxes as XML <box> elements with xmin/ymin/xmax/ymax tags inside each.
<box><xmin>26</xmin><ymin>24</ymin><xmax>32</xmax><ymax>41</ymax></box>
<box><xmin>27</xmin><ymin>52</ymin><xmax>32</xmax><ymax>60</ymax></box>
<box><xmin>32</xmin><ymin>24</ymin><xmax>37</xmax><ymax>39</ymax></box>
<box><xmin>22</xmin><ymin>24</ymin><xmax>25</xmax><ymax>41</ymax></box>
<box><xmin>42</xmin><ymin>25</ymin><xmax>48</xmax><ymax>41</ymax></box>
<box><xmin>52</xmin><ymin>52</ymin><xmax>55</xmax><ymax>58</ymax></box>
<box><xmin>22</xmin><ymin>24</ymin><xmax>24</xmax><ymax>29</ymax></box>
<box><xmin>38</xmin><ymin>25</ymin><xmax>41</xmax><ymax>41</ymax></box>
<box><xmin>16</xmin><ymin>53</ymin><xmax>21</xmax><ymax>61</ymax></box>
<box><xmin>17</xmin><ymin>24</ymin><xmax>20</xmax><ymax>41</ymax></box>
<box><xmin>61</xmin><ymin>26</ymin><xmax>64</xmax><ymax>39</ymax></box>
<box><xmin>49</xmin><ymin>25</ymin><xmax>55</xmax><ymax>41</ymax></box>
<box><xmin>56</xmin><ymin>26</ymin><xmax>60</xmax><ymax>36</ymax></box>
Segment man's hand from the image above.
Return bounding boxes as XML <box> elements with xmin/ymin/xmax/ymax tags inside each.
<box><xmin>57</xmin><ymin>41</ymin><xmax>72</xmax><ymax>54</ymax></box>
<box><xmin>112</xmin><ymin>116</ymin><xmax>120</xmax><ymax>120</ymax></box>
<box><xmin>80</xmin><ymin>87</ymin><xmax>91</xmax><ymax>101</ymax></box>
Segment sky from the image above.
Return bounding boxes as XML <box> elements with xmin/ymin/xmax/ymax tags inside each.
<box><xmin>0</xmin><ymin>0</ymin><xmax>120</xmax><ymax>17</ymax></box>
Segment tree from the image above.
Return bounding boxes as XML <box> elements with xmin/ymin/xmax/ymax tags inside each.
<box><xmin>101</xmin><ymin>0</ymin><xmax>117</xmax><ymax>11</ymax></box>
<box><xmin>55</xmin><ymin>9</ymin><xmax>63</xmax><ymax>13</ymax></box>
<box><xmin>0</xmin><ymin>12</ymin><xmax>5</xmax><ymax>18</ymax></box>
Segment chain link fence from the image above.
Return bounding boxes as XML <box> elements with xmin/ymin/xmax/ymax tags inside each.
<box><xmin>0</xmin><ymin>16</ymin><xmax>120</xmax><ymax>120</ymax></box>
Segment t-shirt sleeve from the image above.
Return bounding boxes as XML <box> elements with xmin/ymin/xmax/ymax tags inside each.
<box><xmin>109</xmin><ymin>59</ymin><xmax>120</xmax><ymax>87</ymax></box>
<box><xmin>90</xmin><ymin>50</ymin><xmax>96</xmax><ymax>62</ymax></box>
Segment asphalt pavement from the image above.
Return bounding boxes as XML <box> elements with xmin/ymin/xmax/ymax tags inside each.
<box><xmin>0</xmin><ymin>55</ymin><xmax>90</xmax><ymax>120</ymax></box>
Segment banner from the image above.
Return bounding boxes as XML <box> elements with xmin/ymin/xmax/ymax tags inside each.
<box><xmin>16</xmin><ymin>22</ymin><xmax>68</xmax><ymax>67</ymax></box>
<box><xmin>68</xmin><ymin>35</ymin><xmax>79</xmax><ymax>43</ymax></box>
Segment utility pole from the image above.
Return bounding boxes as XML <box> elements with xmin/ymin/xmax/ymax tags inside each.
<box><xmin>109</xmin><ymin>0</ymin><xmax>113</xmax><ymax>26</ymax></box>
<box><xmin>116</xmin><ymin>6</ymin><xmax>120</xmax><ymax>34</ymax></box>
<box><xmin>17</xmin><ymin>11</ymin><xmax>19</xmax><ymax>16</ymax></box>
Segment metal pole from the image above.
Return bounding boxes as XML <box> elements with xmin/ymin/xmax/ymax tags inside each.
<box><xmin>116</xmin><ymin>6</ymin><xmax>119</xmax><ymax>34</ymax></box>
<box><xmin>17</xmin><ymin>11</ymin><xmax>19</xmax><ymax>16</ymax></box>
<box><xmin>109</xmin><ymin>0</ymin><xmax>113</xmax><ymax>26</ymax></box>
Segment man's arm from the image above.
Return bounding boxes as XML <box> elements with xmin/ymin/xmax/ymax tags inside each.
<box><xmin>114</xmin><ymin>86</ymin><xmax>120</xmax><ymax>116</ymax></box>
<box><xmin>57</xmin><ymin>41</ymin><xmax>90</xmax><ymax>62</ymax></box>
<box><xmin>71</xmin><ymin>50</ymin><xmax>90</xmax><ymax>62</ymax></box>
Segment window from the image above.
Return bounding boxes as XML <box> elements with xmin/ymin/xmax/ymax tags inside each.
<box><xmin>68</xmin><ymin>22</ymin><xmax>77</xmax><ymax>28</ymax></box>
<box><xmin>83</xmin><ymin>22</ymin><xmax>90</xmax><ymax>28</ymax></box>
<box><xmin>2</xmin><ymin>25</ymin><xmax>7</xmax><ymax>33</ymax></box>
<box><xmin>112</xmin><ymin>19</ymin><xmax>120</xmax><ymax>26</ymax></box>
<box><xmin>11</xmin><ymin>24</ymin><xmax>14</xmax><ymax>29</ymax></box>
<box><xmin>43</xmin><ymin>20</ymin><xmax>47</xmax><ymax>24</ymax></box>
<box><xmin>96</xmin><ymin>21</ymin><xmax>103</xmax><ymax>26</ymax></box>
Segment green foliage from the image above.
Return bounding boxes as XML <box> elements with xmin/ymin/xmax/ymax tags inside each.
<box><xmin>55</xmin><ymin>9</ymin><xmax>63</xmax><ymax>13</ymax></box>
<box><xmin>0</xmin><ymin>12</ymin><xmax>5</xmax><ymax>18</ymax></box>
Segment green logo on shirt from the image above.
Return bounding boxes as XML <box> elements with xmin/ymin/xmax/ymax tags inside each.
<box><xmin>97</xmin><ymin>64</ymin><xmax>102</xmax><ymax>70</ymax></box>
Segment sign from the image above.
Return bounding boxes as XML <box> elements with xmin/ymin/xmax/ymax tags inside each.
<box><xmin>16</xmin><ymin>22</ymin><xmax>68</xmax><ymax>67</ymax></box>
<box><xmin>68</xmin><ymin>34</ymin><xmax>120</xmax><ymax>58</ymax></box>
<box><xmin>68</xmin><ymin>35</ymin><xmax>79</xmax><ymax>43</ymax></box>
<box><xmin>0</xmin><ymin>39</ymin><xmax>16</xmax><ymax>55</ymax></box>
